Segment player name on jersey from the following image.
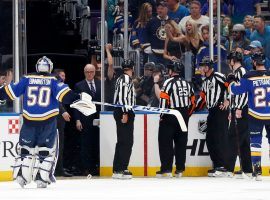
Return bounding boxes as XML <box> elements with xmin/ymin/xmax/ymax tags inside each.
<box><xmin>29</xmin><ymin>78</ymin><xmax>52</xmax><ymax>85</ymax></box>
<box><xmin>252</xmin><ymin>77</ymin><xmax>270</xmax><ymax>86</ymax></box>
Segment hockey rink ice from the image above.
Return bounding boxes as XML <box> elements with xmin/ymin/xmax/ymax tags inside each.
<box><xmin>1</xmin><ymin>177</ymin><xmax>270</xmax><ymax>200</ymax></box>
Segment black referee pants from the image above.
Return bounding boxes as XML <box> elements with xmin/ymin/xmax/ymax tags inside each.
<box><xmin>158</xmin><ymin>108</ymin><xmax>189</xmax><ymax>172</ymax></box>
<box><xmin>113</xmin><ymin>109</ymin><xmax>135</xmax><ymax>172</ymax></box>
<box><xmin>206</xmin><ymin>107</ymin><xmax>229</xmax><ymax>169</ymax></box>
<box><xmin>227</xmin><ymin>106</ymin><xmax>252</xmax><ymax>173</ymax></box>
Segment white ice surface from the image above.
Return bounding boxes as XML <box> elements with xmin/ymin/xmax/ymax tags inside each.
<box><xmin>1</xmin><ymin>177</ymin><xmax>270</xmax><ymax>200</ymax></box>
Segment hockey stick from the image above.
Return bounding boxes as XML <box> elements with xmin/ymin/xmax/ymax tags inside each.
<box><xmin>93</xmin><ymin>101</ymin><xmax>188</xmax><ymax>132</ymax></box>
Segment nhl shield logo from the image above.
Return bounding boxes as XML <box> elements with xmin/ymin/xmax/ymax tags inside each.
<box><xmin>198</xmin><ymin>120</ymin><xmax>207</xmax><ymax>134</ymax></box>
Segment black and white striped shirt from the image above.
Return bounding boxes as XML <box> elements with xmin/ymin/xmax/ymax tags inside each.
<box><xmin>113</xmin><ymin>73</ymin><xmax>136</xmax><ymax>113</ymax></box>
<box><xmin>159</xmin><ymin>75</ymin><xmax>194</xmax><ymax>109</ymax></box>
<box><xmin>197</xmin><ymin>72</ymin><xmax>228</xmax><ymax>109</ymax></box>
<box><xmin>230</xmin><ymin>66</ymin><xmax>248</xmax><ymax>109</ymax></box>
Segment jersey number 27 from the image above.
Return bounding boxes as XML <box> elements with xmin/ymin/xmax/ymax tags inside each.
<box><xmin>254</xmin><ymin>87</ymin><xmax>270</xmax><ymax>107</ymax></box>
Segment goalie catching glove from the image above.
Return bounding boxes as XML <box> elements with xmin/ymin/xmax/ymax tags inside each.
<box><xmin>70</xmin><ymin>92</ymin><xmax>97</xmax><ymax>116</ymax></box>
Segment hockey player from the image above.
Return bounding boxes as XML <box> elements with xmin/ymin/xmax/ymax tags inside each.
<box><xmin>226</xmin><ymin>51</ymin><xmax>253</xmax><ymax>178</ymax></box>
<box><xmin>229</xmin><ymin>52</ymin><xmax>270</xmax><ymax>181</ymax></box>
<box><xmin>0</xmin><ymin>56</ymin><xmax>95</xmax><ymax>188</ymax></box>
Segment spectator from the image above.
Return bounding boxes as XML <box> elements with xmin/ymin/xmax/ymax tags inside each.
<box><xmin>166</xmin><ymin>0</ymin><xmax>190</xmax><ymax>24</ymax></box>
<box><xmin>243</xmin><ymin>40</ymin><xmax>270</xmax><ymax>71</ymax></box>
<box><xmin>112</xmin><ymin>0</ymin><xmax>133</xmax><ymax>35</ymax></box>
<box><xmin>148</xmin><ymin>64</ymin><xmax>166</xmax><ymax>107</ymax></box>
<box><xmin>5</xmin><ymin>68</ymin><xmax>13</xmax><ymax>85</ymax></box>
<box><xmin>250</xmin><ymin>15</ymin><xmax>270</xmax><ymax>60</ymax></box>
<box><xmin>74</xmin><ymin>64</ymin><xmax>101</xmax><ymax>176</ymax></box>
<box><xmin>225</xmin><ymin>24</ymin><xmax>250</xmax><ymax>52</ymax></box>
<box><xmin>196</xmin><ymin>24</ymin><xmax>227</xmax><ymax>72</ymax></box>
<box><xmin>180</xmin><ymin>0</ymin><xmax>191</xmax><ymax>10</ymax></box>
<box><xmin>178</xmin><ymin>0</ymin><xmax>209</xmax><ymax>33</ymax></box>
<box><xmin>144</xmin><ymin>1</ymin><xmax>170</xmax><ymax>65</ymax></box>
<box><xmin>130</xmin><ymin>2</ymin><xmax>153</xmax><ymax>49</ymax></box>
<box><xmin>243</xmin><ymin>15</ymin><xmax>254</xmax><ymax>40</ymax></box>
<box><xmin>106</xmin><ymin>0</ymin><xmax>117</xmax><ymax>43</ymax></box>
<box><xmin>166</xmin><ymin>20</ymin><xmax>203</xmax><ymax>57</ymax></box>
<box><xmin>128</xmin><ymin>0</ymin><xmax>156</xmax><ymax>21</ymax></box>
<box><xmin>201</xmin><ymin>0</ymin><xmax>229</xmax><ymax>24</ymax></box>
<box><xmin>163</xmin><ymin>20</ymin><xmax>185</xmax><ymax>63</ymax></box>
<box><xmin>0</xmin><ymin>70</ymin><xmax>5</xmax><ymax>87</ymax></box>
<box><xmin>221</xmin><ymin>15</ymin><xmax>233</xmax><ymax>43</ymax></box>
<box><xmin>53</xmin><ymin>68</ymin><xmax>73</xmax><ymax>177</ymax></box>
<box><xmin>136</xmin><ymin>62</ymin><xmax>155</xmax><ymax>106</ymax></box>
<box><xmin>229</xmin><ymin>0</ymin><xmax>261</xmax><ymax>24</ymax></box>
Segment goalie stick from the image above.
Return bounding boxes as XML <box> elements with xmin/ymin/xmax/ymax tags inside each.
<box><xmin>93</xmin><ymin>101</ymin><xmax>188</xmax><ymax>132</ymax></box>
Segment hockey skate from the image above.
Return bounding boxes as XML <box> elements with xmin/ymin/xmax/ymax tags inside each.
<box><xmin>16</xmin><ymin>176</ymin><xmax>26</xmax><ymax>188</ymax></box>
<box><xmin>174</xmin><ymin>170</ymin><xmax>183</xmax><ymax>178</ymax></box>
<box><xmin>36</xmin><ymin>180</ymin><xmax>47</xmax><ymax>188</ymax></box>
<box><xmin>253</xmin><ymin>164</ymin><xmax>262</xmax><ymax>181</ymax></box>
<box><xmin>213</xmin><ymin>167</ymin><xmax>227</xmax><ymax>177</ymax></box>
<box><xmin>112</xmin><ymin>170</ymin><xmax>132</xmax><ymax>179</ymax></box>
<box><xmin>156</xmin><ymin>170</ymin><xmax>172</xmax><ymax>178</ymax></box>
<box><xmin>234</xmin><ymin>170</ymin><xmax>243</xmax><ymax>179</ymax></box>
<box><xmin>207</xmin><ymin>169</ymin><xmax>216</xmax><ymax>177</ymax></box>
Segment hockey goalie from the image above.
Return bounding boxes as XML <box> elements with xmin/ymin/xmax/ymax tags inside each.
<box><xmin>0</xmin><ymin>56</ymin><xmax>96</xmax><ymax>188</ymax></box>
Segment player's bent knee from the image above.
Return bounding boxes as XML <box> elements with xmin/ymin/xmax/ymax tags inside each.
<box><xmin>13</xmin><ymin>145</ymin><xmax>36</xmax><ymax>184</ymax></box>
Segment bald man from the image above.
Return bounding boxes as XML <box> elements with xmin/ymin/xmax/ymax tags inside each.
<box><xmin>73</xmin><ymin>64</ymin><xmax>101</xmax><ymax>176</ymax></box>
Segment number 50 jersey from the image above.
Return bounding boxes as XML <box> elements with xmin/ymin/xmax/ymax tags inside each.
<box><xmin>3</xmin><ymin>73</ymin><xmax>71</xmax><ymax>125</ymax></box>
<box><xmin>230</xmin><ymin>70</ymin><xmax>270</xmax><ymax>120</ymax></box>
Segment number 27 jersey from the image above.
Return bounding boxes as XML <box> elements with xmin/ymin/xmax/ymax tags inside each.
<box><xmin>230</xmin><ymin>70</ymin><xmax>270</xmax><ymax>120</ymax></box>
<box><xmin>4</xmin><ymin>74</ymin><xmax>71</xmax><ymax>124</ymax></box>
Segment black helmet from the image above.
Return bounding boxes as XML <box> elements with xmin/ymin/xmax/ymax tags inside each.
<box><xmin>251</xmin><ymin>52</ymin><xmax>265</xmax><ymax>65</ymax></box>
<box><xmin>167</xmin><ymin>61</ymin><xmax>184</xmax><ymax>73</ymax></box>
<box><xmin>199</xmin><ymin>57</ymin><xmax>214</xmax><ymax>68</ymax></box>
<box><xmin>121</xmin><ymin>59</ymin><xmax>134</xmax><ymax>69</ymax></box>
<box><xmin>227</xmin><ymin>51</ymin><xmax>243</xmax><ymax>62</ymax></box>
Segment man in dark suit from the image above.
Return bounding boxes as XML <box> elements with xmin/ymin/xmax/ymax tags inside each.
<box><xmin>74</xmin><ymin>64</ymin><xmax>101</xmax><ymax>176</ymax></box>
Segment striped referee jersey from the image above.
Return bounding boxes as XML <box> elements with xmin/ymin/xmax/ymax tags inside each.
<box><xmin>230</xmin><ymin>66</ymin><xmax>248</xmax><ymax>109</ymax></box>
<box><xmin>160</xmin><ymin>75</ymin><xmax>195</xmax><ymax>110</ymax></box>
<box><xmin>197</xmin><ymin>72</ymin><xmax>228</xmax><ymax>109</ymax></box>
<box><xmin>113</xmin><ymin>73</ymin><xmax>136</xmax><ymax>113</ymax></box>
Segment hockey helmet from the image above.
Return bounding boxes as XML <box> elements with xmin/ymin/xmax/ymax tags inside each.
<box><xmin>227</xmin><ymin>51</ymin><xmax>243</xmax><ymax>62</ymax></box>
<box><xmin>121</xmin><ymin>59</ymin><xmax>134</xmax><ymax>70</ymax></box>
<box><xmin>167</xmin><ymin>61</ymin><xmax>184</xmax><ymax>73</ymax></box>
<box><xmin>199</xmin><ymin>57</ymin><xmax>214</xmax><ymax>68</ymax></box>
<box><xmin>251</xmin><ymin>52</ymin><xmax>265</xmax><ymax>65</ymax></box>
<box><xmin>36</xmin><ymin>56</ymin><xmax>53</xmax><ymax>73</ymax></box>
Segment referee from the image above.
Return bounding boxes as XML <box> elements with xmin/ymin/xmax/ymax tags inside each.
<box><xmin>195</xmin><ymin>57</ymin><xmax>229</xmax><ymax>177</ymax></box>
<box><xmin>227</xmin><ymin>51</ymin><xmax>253</xmax><ymax>178</ymax></box>
<box><xmin>156</xmin><ymin>61</ymin><xmax>195</xmax><ymax>178</ymax></box>
<box><xmin>112</xmin><ymin>59</ymin><xmax>136</xmax><ymax>179</ymax></box>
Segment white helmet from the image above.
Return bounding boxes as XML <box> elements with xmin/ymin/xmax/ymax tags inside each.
<box><xmin>36</xmin><ymin>56</ymin><xmax>53</xmax><ymax>73</ymax></box>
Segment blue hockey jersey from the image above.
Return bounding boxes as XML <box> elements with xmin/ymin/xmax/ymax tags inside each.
<box><xmin>2</xmin><ymin>73</ymin><xmax>72</xmax><ymax>124</ymax></box>
<box><xmin>230</xmin><ymin>70</ymin><xmax>270</xmax><ymax>120</ymax></box>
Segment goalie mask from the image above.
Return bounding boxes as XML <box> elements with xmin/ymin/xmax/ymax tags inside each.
<box><xmin>36</xmin><ymin>56</ymin><xmax>53</xmax><ymax>73</ymax></box>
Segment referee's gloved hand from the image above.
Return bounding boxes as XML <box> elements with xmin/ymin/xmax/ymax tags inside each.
<box><xmin>227</xmin><ymin>73</ymin><xmax>237</xmax><ymax>83</ymax></box>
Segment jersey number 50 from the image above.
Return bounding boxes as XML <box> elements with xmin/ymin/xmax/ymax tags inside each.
<box><xmin>27</xmin><ymin>86</ymin><xmax>51</xmax><ymax>107</ymax></box>
<box><xmin>254</xmin><ymin>87</ymin><xmax>270</xmax><ymax>107</ymax></box>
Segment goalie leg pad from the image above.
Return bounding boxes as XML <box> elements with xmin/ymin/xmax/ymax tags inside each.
<box><xmin>33</xmin><ymin>147</ymin><xmax>57</xmax><ymax>184</ymax></box>
<box><xmin>13</xmin><ymin>146</ymin><xmax>36</xmax><ymax>185</ymax></box>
